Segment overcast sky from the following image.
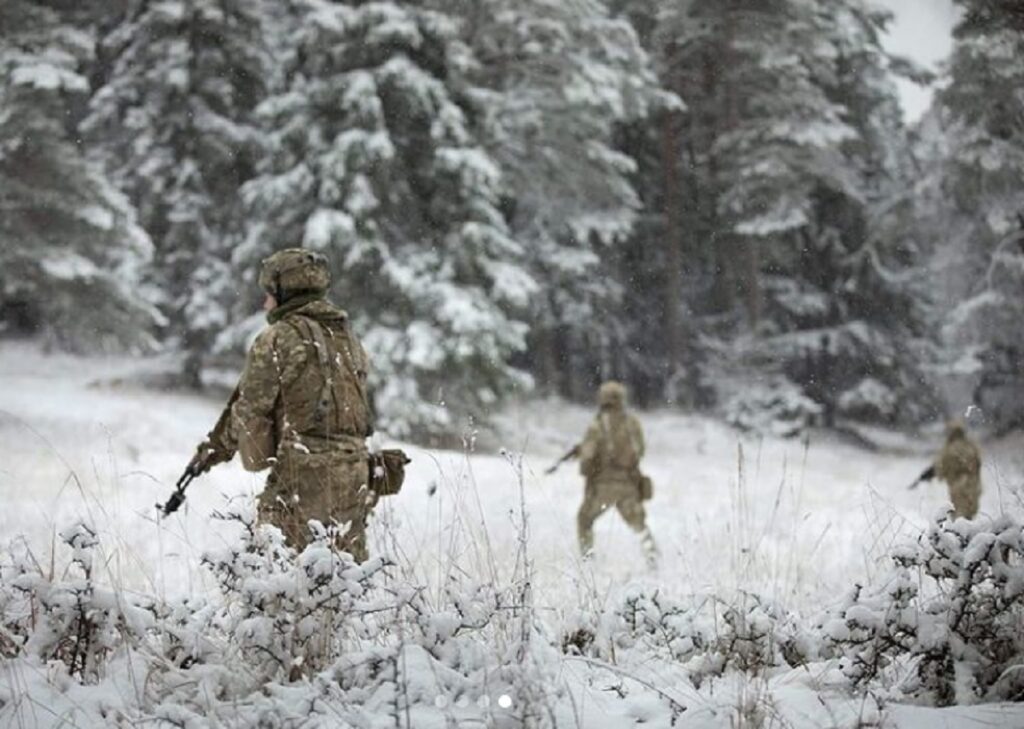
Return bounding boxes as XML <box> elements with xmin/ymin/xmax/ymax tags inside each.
<box><xmin>875</xmin><ymin>0</ymin><xmax>960</xmax><ymax>122</ymax></box>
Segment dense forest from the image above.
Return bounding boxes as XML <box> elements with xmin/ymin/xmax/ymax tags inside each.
<box><xmin>1</xmin><ymin>0</ymin><xmax>1021</xmax><ymax>439</ymax></box>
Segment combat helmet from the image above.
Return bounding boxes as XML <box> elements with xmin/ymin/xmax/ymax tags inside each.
<box><xmin>259</xmin><ymin>248</ymin><xmax>330</xmax><ymax>303</ymax></box>
<box><xmin>598</xmin><ymin>381</ymin><xmax>627</xmax><ymax>409</ymax></box>
<box><xmin>945</xmin><ymin>419</ymin><xmax>967</xmax><ymax>441</ymax></box>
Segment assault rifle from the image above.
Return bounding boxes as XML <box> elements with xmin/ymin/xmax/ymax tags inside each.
<box><xmin>159</xmin><ymin>440</ymin><xmax>231</xmax><ymax>516</ymax></box>
<box><xmin>544</xmin><ymin>444</ymin><xmax>580</xmax><ymax>475</ymax></box>
<box><xmin>158</xmin><ymin>386</ymin><xmax>239</xmax><ymax>516</ymax></box>
<box><xmin>907</xmin><ymin>464</ymin><xmax>936</xmax><ymax>491</ymax></box>
<box><xmin>159</xmin><ymin>463</ymin><xmax>202</xmax><ymax>516</ymax></box>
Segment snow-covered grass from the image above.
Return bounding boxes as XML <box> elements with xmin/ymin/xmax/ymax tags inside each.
<box><xmin>3</xmin><ymin>340</ymin><xmax>1024</xmax><ymax>728</ymax></box>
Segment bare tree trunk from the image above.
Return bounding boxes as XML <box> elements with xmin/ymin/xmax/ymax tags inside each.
<box><xmin>741</xmin><ymin>239</ymin><xmax>761</xmax><ymax>326</ymax></box>
<box><xmin>660</xmin><ymin>112</ymin><xmax>685</xmax><ymax>375</ymax></box>
<box><xmin>723</xmin><ymin>1</ymin><xmax>761</xmax><ymax>328</ymax></box>
<box><xmin>534</xmin><ymin>327</ymin><xmax>562</xmax><ymax>397</ymax></box>
<box><xmin>702</xmin><ymin>26</ymin><xmax>735</xmax><ymax>314</ymax></box>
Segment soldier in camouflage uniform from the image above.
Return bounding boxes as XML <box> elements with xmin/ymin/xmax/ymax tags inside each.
<box><xmin>576</xmin><ymin>381</ymin><xmax>657</xmax><ymax>563</ymax></box>
<box><xmin>932</xmin><ymin>420</ymin><xmax>982</xmax><ymax>520</ymax></box>
<box><xmin>191</xmin><ymin>248</ymin><xmax>376</xmax><ymax>559</ymax></box>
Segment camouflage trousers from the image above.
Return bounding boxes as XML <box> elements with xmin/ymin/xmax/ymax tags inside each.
<box><xmin>258</xmin><ymin>447</ymin><xmax>373</xmax><ymax>560</ymax></box>
<box><xmin>577</xmin><ymin>477</ymin><xmax>655</xmax><ymax>558</ymax></box>
<box><xmin>948</xmin><ymin>475</ymin><xmax>980</xmax><ymax>520</ymax></box>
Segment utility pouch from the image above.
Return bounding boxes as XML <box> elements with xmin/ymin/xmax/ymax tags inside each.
<box><xmin>369</xmin><ymin>449</ymin><xmax>410</xmax><ymax>497</ymax></box>
<box><xmin>639</xmin><ymin>472</ymin><xmax>653</xmax><ymax>501</ymax></box>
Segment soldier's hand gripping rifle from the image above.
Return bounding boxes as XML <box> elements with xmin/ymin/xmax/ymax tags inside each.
<box><xmin>907</xmin><ymin>464</ymin><xmax>936</xmax><ymax>491</ymax></box>
<box><xmin>158</xmin><ymin>387</ymin><xmax>239</xmax><ymax>516</ymax></box>
<box><xmin>544</xmin><ymin>444</ymin><xmax>580</xmax><ymax>475</ymax></box>
<box><xmin>159</xmin><ymin>439</ymin><xmax>234</xmax><ymax>516</ymax></box>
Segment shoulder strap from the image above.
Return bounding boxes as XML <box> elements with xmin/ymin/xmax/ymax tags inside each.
<box><xmin>288</xmin><ymin>316</ymin><xmax>334</xmax><ymax>430</ymax></box>
<box><xmin>287</xmin><ymin>314</ymin><xmax>373</xmax><ymax>436</ymax></box>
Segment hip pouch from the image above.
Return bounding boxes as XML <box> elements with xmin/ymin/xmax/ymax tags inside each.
<box><xmin>639</xmin><ymin>473</ymin><xmax>653</xmax><ymax>501</ymax></box>
<box><xmin>369</xmin><ymin>449</ymin><xmax>411</xmax><ymax>497</ymax></box>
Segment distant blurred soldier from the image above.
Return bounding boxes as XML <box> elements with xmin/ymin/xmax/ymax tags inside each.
<box><xmin>576</xmin><ymin>381</ymin><xmax>657</xmax><ymax>563</ymax></box>
<box><xmin>188</xmin><ymin>248</ymin><xmax>376</xmax><ymax>559</ymax></box>
<box><xmin>910</xmin><ymin>420</ymin><xmax>982</xmax><ymax>520</ymax></box>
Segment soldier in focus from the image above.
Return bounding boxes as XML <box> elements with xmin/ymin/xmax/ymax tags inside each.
<box><xmin>576</xmin><ymin>381</ymin><xmax>657</xmax><ymax>563</ymax></box>
<box><xmin>188</xmin><ymin>248</ymin><xmax>376</xmax><ymax>559</ymax></box>
<box><xmin>910</xmin><ymin>420</ymin><xmax>982</xmax><ymax>520</ymax></box>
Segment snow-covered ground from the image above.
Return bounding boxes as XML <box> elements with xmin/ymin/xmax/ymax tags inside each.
<box><xmin>3</xmin><ymin>341</ymin><xmax>1024</xmax><ymax>728</ymax></box>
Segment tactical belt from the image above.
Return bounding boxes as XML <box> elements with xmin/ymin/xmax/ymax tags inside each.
<box><xmin>284</xmin><ymin>432</ymin><xmax>367</xmax><ymax>454</ymax></box>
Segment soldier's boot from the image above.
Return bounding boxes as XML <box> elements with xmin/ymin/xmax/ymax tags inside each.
<box><xmin>640</xmin><ymin>528</ymin><xmax>659</xmax><ymax>570</ymax></box>
<box><xmin>578</xmin><ymin>527</ymin><xmax>595</xmax><ymax>559</ymax></box>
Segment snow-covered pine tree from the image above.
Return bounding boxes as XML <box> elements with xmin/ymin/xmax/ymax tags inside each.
<box><xmin>437</xmin><ymin>0</ymin><xmax>667</xmax><ymax>399</ymax></box>
<box><xmin>930</xmin><ymin>0</ymin><xmax>1024</xmax><ymax>430</ymax></box>
<box><xmin>650</xmin><ymin>0</ymin><xmax>859</xmax><ymax>326</ymax></box>
<box><xmin>240</xmin><ymin>0</ymin><xmax>535</xmax><ymax>439</ymax></box>
<box><xmin>610</xmin><ymin>0</ymin><xmax>854</xmax><ymax>414</ymax></box>
<box><xmin>613</xmin><ymin>0</ymin><xmax>936</xmax><ymax>426</ymax></box>
<box><xmin>83</xmin><ymin>0</ymin><xmax>272</xmax><ymax>387</ymax></box>
<box><xmin>596</xmin><ymin>0</ymin><xmax>714</xmax><ymax>407</ymax></box>
<box><xmin>759</xmin><ymin>0</ymin><xmax>939</xmax><ymax>426</ymax></box>
<box><xmin>0</xmin><ymin>0</ymin><xmax>156</xmax><ymax>352</ymax></box>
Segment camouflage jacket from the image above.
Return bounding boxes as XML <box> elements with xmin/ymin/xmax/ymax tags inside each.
<box><xmin>212</xmin><ymin>298</ymin><xmax>372</xmax><ymax>470</ymax></box>
<box><xmin>579</xmin><ymin>408</ymin><xmax>645</xmax><ymax>480</ymax></box>
<box><xmin>936</xmin><ymin>434</ymin><xmax>981</xmax><ymax>483</ymax></box>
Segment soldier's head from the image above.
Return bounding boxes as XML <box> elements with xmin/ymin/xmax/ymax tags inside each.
<box><xmin>945</xmin><ymin>419</ymin><xmax>967</xmax><ymax>441</ymax></box>
<box><xmin>258</xmin><ymin>248</ymin><xmax>330</xmax><ymax>307</ymax></box>
<box><xmin>598</xmin><ymin>381</ymin><xmax>627</xmax><ymax>410</ymax></box>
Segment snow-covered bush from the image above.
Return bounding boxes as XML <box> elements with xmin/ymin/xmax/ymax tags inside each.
<box><xmin>1</xmin><ymin>523</ymin><xmax>155</xmax><ymax>682</ymax></box>
<box><xmin>838</xmin><ymin>378</ymin><xmax>899</xmax><ymax>422</ymax></box>
<box><xmin>0</xmin><ymin>542</ymin><xmax>34</xmax><ymax>660</ymax></box>
<box><xmin>822</xmin><ymin>512</ymin><xmax>1024</xmax><ymax>705</ymax></box>
<box><xmin>155</xmin><ymin>503</ymin><xmax>565</xmax><ymax>725</ymax></box>
<box><xmin>10</xmin><ymin>506</ymin><xmax>1024</xmax><ymax>724</ymax></box>
<box><xmin>724</xmin><ymin>377</ymin><xmax>822</xmax><ymax>437</ymax></box>
<box><xmin>563</xmin><ymin>588</ymin><xmax>817</xmax><ymax>689</ymax></box>
<box><xmin>1</xmin><ymin>510</ymin><xmax>572</xmax><ymax>726</ymax></box>
<box><xmin>195</xmin><ymin>505</ymin><xmax>391</xmax><ymax>681</ymax></box>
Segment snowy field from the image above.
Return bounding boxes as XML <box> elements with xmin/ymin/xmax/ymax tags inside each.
<box><xmin>3</xmin><ymin>341</ymin><xmax>1024</xmax><ymax>728</ymax></box>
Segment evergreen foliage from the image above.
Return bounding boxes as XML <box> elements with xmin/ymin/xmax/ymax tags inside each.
<box><xmin>930</xmin><ymin>0</ymin><xmax>1024</xmax><ymax>430</ymax></box>
<box><xmin>0</xmin><ymin>0</ymin><xmax>156</xmax><ymax>351</ymax></box>
<box><xmin>3</xmin><ymin>0</ymin><xmax>1019</xmax><ymax>437</ymax></box>
<box><xmin>83</xmin><ymin>0</ymin><xmax>273</xmax><ymax>386</ymax></box>
<box><xmin>441</xmin><ymin>0</ymin><xmax>668</xmax><ymax>398</ymax></box>
<box><xmin>610</xmin><ymin>0</ymin><xmax>937</xmax><ymax>424</ymax></box>
<box><xmin>239</xmin><ymin>0</ymin><xmax>535</xmax><ymax>438</ymax></box>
